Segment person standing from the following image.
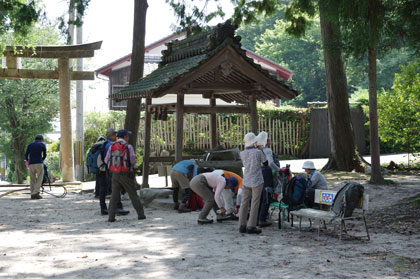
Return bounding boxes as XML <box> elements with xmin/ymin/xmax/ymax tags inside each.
<box><xmin>104</xmin><ymin>129</ymin><xmax>145</xmax><ymax>222</ymax></box>
<box><xmin>170</xmin><ymin>160</ymin><xmax>197</xmax><ymax>213</ymax></box>
<box><xmin>24</xmin><ymin>134</ymin><xmax>47</xmax><ymax>199</ymax></box>
<box><xmin>238</xmin><ymin>132</ymin><xmax>267</xmax><ymax>234</ymax></box>
<box><xmin>98</xmin><ymin>128</ymin><xmax>128</xmax><ymax>216</ymax></box>
<box><xmin>189</xmin><ymin>171</ymin><xmax>237</xmax><ymax>224</ymax></box>
<box><xmin>257</xmin><ymin>131</ymin><xmax>281</xmax><ymax>227</ymax></box>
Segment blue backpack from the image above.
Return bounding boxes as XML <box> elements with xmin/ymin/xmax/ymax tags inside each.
<box><xmin>282</xmin><ymin>176</ymin><xmax>307</xmax><ymax>206</ymax></box>
<box><xmin>87</xmin><ymin>141</ymin><xmax>106</xmax><ymax>174</ymax></box>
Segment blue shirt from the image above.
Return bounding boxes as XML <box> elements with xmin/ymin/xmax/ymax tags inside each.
<box><xmin>172</xmin><ymin>160</ymin><xmax>197</xmax><ymax>177</ymax></box>
<box><xmin>25</xmin><ymin>140</ymin><xmax>47</xmax><ymax>165</ymax></box>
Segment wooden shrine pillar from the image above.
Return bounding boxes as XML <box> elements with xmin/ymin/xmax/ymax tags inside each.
<box><xmin>58</xmin><ymin>58</ymin><xmax>74</xmax><ymax>182</ymax></box>
<box><xmin>142</xmin><ymin>97</ymin><xmax>152</xmax><ymax>188</ymax></box>
<box><xmin>175</xmin><ymin>93</ymin><xmax>184</xmax><ymax>162</ymax></box>
<box><xmin>249</xmin><ymin>94</ymin><xmax>258</xmax><ymax>134</ymax></box>
<box><xmin>209</xmin><ymin>97</ymin><xmax>217</xmax><ymax>149</ymax></box>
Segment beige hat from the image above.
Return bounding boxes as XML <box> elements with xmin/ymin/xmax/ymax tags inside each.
<box><xmin>256</xmin><ymin>131</ymin><xmax>268</xmax><ymax>146</ymax></box>
<box><xmin>106</xmin><ymin>128</ymin><xmax>117</xmax><ymax>138</ymax></box>
<box><xmin>244</xmin><ymin>132</ymin><xmax>257</xmax><ymax>147</ymax></box>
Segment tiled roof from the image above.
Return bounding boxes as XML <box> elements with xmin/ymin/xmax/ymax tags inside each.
<box><xmin>114</xmin><ymin>20</ymin><xmax>298</xmax><ymax>102</ymax></box>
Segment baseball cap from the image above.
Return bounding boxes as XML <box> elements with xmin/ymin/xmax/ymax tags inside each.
<box><xmin>117</xmin><ymin>129</ymin><xmax>132</xmax><ymax>138</ymax></box>
<box><xmin>225</xmin><ymin>177</ymin><xmax>238</xmax><ymax>193</ymax></box>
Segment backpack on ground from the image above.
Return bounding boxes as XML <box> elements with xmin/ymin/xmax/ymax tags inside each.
<box><xmin>282</xmin><ymin>176</ymin><xmax>307</xmax><ymax>206</ymax></box>
<box><xmin>87</xmin><ymin>141</ymin><xmax>107</xmax><ymax>174</ymax></box>
<box><xmin>108</xmin><ymin>141</ymin><xmax>131</xmax><ymax>173</ymax></box>
<box><xmin>332</xmin><ymin>182</ymin><xmax>364</xmax><ymax>218</ymax></box>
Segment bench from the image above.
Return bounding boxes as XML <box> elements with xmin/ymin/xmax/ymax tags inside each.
<box><xmin>290</xmin><ymin>189</ymin><xmax>370</xmax><ymax>240</ymax></box>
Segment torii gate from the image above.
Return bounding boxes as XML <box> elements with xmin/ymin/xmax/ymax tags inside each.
<box><xmin>1</xmin><ymin>41</ymin><xmax>102</xmax><ymax>181</ymax></box>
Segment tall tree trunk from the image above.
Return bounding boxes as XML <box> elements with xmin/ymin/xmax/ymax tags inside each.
<box><xmin>319</xmin><ymin>0</ymin><xmax>364</xmax><ymax>172</ymax></box>
<box><xmin>368</xmin><ymin>0</ymin><xmax>384</xmax><ymax>183</ymax></box>
<box><xmin>124</xmin><ymin>0</ymin><xmax>148</xmax><ymax>149</ymax></box>
<box><xmin>12</xmin><ymin>140</ymin><xmax>27</xmax><ymax>184</ymax></box>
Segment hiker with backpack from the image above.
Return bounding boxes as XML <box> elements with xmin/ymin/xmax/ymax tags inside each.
<box><xmin>24</xmin><ymin>134</ymin><xmax>47</xmax><ymax>200</ymax></box>
<box><xmin>104</xmin><ymin>129</ymin><xmax>145</xmax><ymax>222</ymax></box>
<box><xmin>238</xmin><ymin>132</ymin><xmax>267</xmax><ymax>234</ymax></box>
<box><xmin>88</xmin><ymin>129</ymin><xmax>129</xmax><ymax>216</ymax></box>
<box><xmin>256</xmin><ymin>131</ymin><xmax>281</xmax><ymax>227</ymax></box>
<box><xmin>302</xmin><ymin>161</ymin><xmax>328</xmax><ymax>208</ymax></box>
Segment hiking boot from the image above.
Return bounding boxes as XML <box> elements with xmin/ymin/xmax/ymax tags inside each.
<box><xmin>239</xmin><ymin>225</ymin><xmax>247</xmax><ymax>233</ymax></box>
<box><xmin>31</xmin><ymin>193</ymin><xmax>42</xmax><ymax>200</ymax></box>
<box><xmin>258</xmin><ymin>220</ymin><xmax>272</xmax><ymax>227</ymax></box>
<box><xmin>173</xmin><ymin>202</ymin><xmax>180</xmax><ymax>210</ymax></box>
<box><xmin>116</xmin><ymin>208</ymin><xmax>130</xmax><ymax>216</ymax></box>
<box><xmin>178</xmin><ymin>203</ymin><xmax>191</xmax><ymax>213</ymax></box>
<box><xmin>198</xmin><ymin>218</ymin><xmax>213</xmax><ymax>224</ymax></box>
<box><xmin>216</xmin><ymin>214</ymin><xmax>232</xmax><ymax>223</ymax></box>
<box><xmin>101</xmin><ymin>209</ymin><xmax>108</xmax><ymax>216</ymax></box>
<box><xmin>246</xmin><ymin>226</ymin><xmax>262</xmax><ymax>234</ymax></box>
<box><xmin>138</xmin><ymin>215</ymin><xmax>146</xmax><ymax>220</ymax></box>
<box><xmin>108</xmin><ymin>218</ymin><xmax>116</xmax><ymax>222</ymax></box>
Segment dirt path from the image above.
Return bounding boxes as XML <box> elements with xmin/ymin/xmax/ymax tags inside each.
<box><xmin>0</xmin><ymin>173</ymin><xmax>419</xmax><ymax>278</ymax></box>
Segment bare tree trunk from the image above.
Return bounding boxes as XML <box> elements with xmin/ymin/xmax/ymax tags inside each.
<box><xmin>124</xmin><ymin>0</ymin><xmax>148</xmax><ymax>149</ymax></box>
<box><xmin>12</xmin><ymin>141</ymin><xmax>26</xmax><ymax>184</ymax></box>
<box><xmin>368</xmin><ymin>0</ymin><xmax>384</xmax><ymax>183</ymax></box>
<box><xmin>319</xmin><ymin>0</ymin><xmax>364</xmax><ymax>172</ymax></box>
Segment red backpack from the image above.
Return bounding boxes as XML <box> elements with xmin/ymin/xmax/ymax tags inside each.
<box><xmin>108</xmin><ymin>141</ymin><xmax>131</xmax><ymax>173</ymax></box>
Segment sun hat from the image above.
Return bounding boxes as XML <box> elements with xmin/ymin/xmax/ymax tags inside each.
<box><xmin>117</xmin><ymin>129</ymin><xmax>132</xmax><ymax>138</ymax></box>
<box><xmin>256</xmin><ymin>131</ymin><xmax>268</xmax><ymax>146</ymax></box>
<box><xmin>302</xmin><ymin>161</ymin><xmax>316</xmax><ymax>170</ymax></box>
<box><xmin>225</xmin><ymin>177</ymin><xmax>238</xmax><ymax>192</ymax></box>
<box><xmin>106</xmin><ymin>128</ymin><xmax>117</xmax><ymax>138</ymax></box>
<box><xmin>212</xmin><ymin>169</ymin><xmax>224</xmax><ymax>176</ymax></box>
<box><xmin>244</xmin><ymin>132</ymin><xmax>257</xmax><ymax>147</ymax></box>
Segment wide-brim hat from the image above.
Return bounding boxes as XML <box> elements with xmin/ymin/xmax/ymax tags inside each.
<box><xmin>256</xmin><ymin>131</ymin><xmax>268</xmax><ymax>146</ymax></box>
<box><xmin>302</xmin><ymin>161</ymin><xmax>316</xmax><ymax>170</ymax></box>
<box><xmin>244</xmin><ymin>132</ymin><xmax>257</xmax><ymax>147</ymax></box>
<box><xmin>225</xmin><ymin>177</ymin><xmax>238</xmax><ymax>192</ymax></box>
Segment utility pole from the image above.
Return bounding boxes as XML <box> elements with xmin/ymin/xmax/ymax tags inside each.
<box><xmin>75</xmin><ymin>4</ymin><xmax>84</xmax><ymax>181</ymax></box>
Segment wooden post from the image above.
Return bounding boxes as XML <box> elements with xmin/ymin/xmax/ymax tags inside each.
<box><xmin>142</xmin><ymin>97</ymin><xmax>152</xmax><ymax>188</ymax></box>
<box><xmin>209</xmin><ymin>97</ymin><xmax>217</xmax><ymax>149</ymax></box>
<box><xmin>175</xmin><ymin>93</ymin><xmax>184</xmax><ymax>162</ymax></box>
<box><xmin>249</xmin><ymin>94</ymin><xmax>258</xmax><ymax>134</ymax></box>
<box><xmin>58</xmin><ymin>58</ymin><xmax>74</xmax><ymax>182</ymax></box>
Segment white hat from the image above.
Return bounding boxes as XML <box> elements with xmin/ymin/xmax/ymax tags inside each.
<box><xmin>256</xmin><ymin>131</ymin><xmax>268</xmax><ymax>146</ymax></box>
<box><xmin>212</xmin><ymin>169</ymin><xmax>224</xmax><ymax>176</ymax></box>
<box><xmin>244</xmin><ymin>132</ymin><xmax>257</xmax><ymax>147</ymax></box>
<box><xmin>302</xmin><ymin>161</ymin><xmax>316</xmax><ymax>169</ymax></box>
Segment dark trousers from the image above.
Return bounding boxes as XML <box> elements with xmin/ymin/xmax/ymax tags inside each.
<box><xmin>172</xmin><ymin>188</ymin><xmax>193</xmax><ymax>204</ymax></box>
<box><xmin>258</xmin><ymin>167</ymin><xmax>274</xmax><ymax>222</ymax></box>
<box><xmin>98</xmin><ymin>171</ymin><xmax>122</xmax><ymax>211</ymax></box>
<box><xmin>258</xmin><ymin>187</ymin><xmax>271</xmax><ymax>222</ymax></box>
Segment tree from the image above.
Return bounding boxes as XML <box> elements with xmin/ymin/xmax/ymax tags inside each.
<box><xmin>124</xmin><ymin>0</ymin><xmax>148</xmax><ymax>149</ymax></box>
<box><xmin>378</xmin><ymin>59</ymin><xmax>420</xmax><ymax>165</ymax></box>
<box><xmin>0</xmin><ymin>25</ymin><xmax>61</xmax><ymax>183</ymax></box>
<box><xmin>256</xmin><ymin>18</ymin><xmax>326</xmax><ymax>106</ymax></box>
<box><xmin>0</xmin><ymin>0</ymin><xmax>38</xmax><ymax>36</ymax></box>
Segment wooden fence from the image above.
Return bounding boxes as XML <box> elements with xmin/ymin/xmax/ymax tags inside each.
<box><xmin>138</xmin><ymin>114</ymin><xmax>306</xmax><ymax>157</ymax></box>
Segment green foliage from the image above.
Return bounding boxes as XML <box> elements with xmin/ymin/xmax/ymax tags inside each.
<box><xmin>47</xmin><ymin>141</ymin><xmax>60</xmax><ymax>153</ymax></box>
<box><xmin>256</xmin><ymin>18</ymin><xmax>326</xmax><ymax>106</ymax></box>
<box><xmin>83</xmin><ymin>111</ymin><xmax>125</xmax><ymax>150</ymax></box>
<box><xmin>44</xmin><ymin>151</ymin><xmax>61</xmax><ymax>179</ymax></box>
<box><xmin>0</xmin><ymin>0</ymin><xmax>38</xmax><ymax>38</ymax></box>
<box><xmin>378</xmin><ymin>58</ymin><xmax>420</xmax><ymax>154</ymax></box>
